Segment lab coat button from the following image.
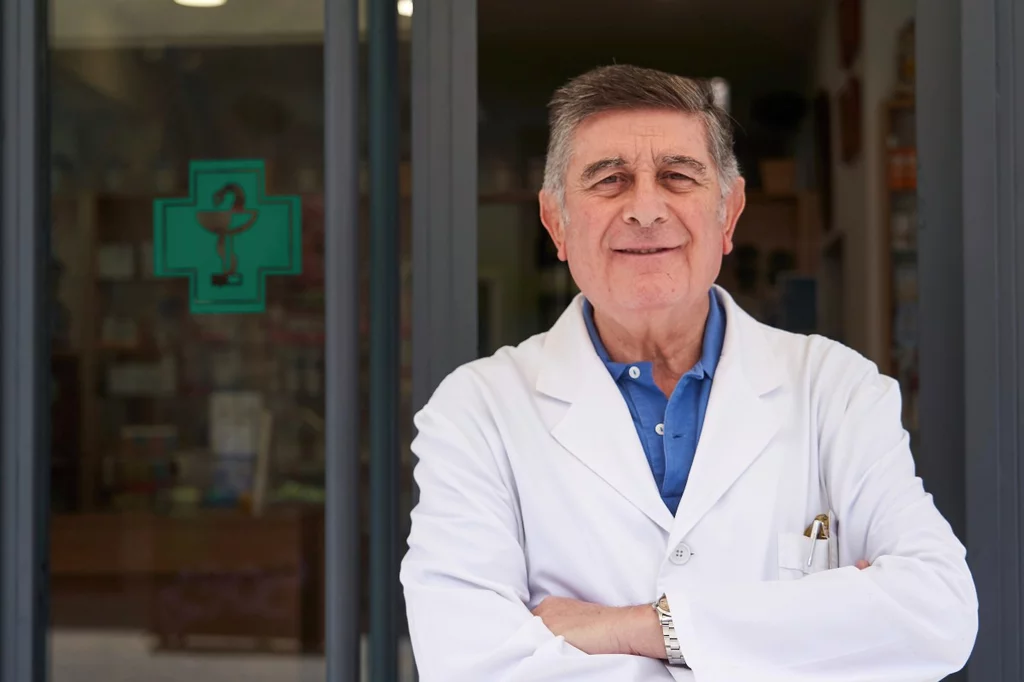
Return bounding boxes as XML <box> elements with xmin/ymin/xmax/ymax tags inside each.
<box><xmin>669</xmin><ymin>543</ymin><xmax>692</xmax><ymax>565</ymax></box>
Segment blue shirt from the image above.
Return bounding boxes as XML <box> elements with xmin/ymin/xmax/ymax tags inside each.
<box><xmin>583</xmin><ymin>290</ymin><xmax>726</xmax><ymax>515</ymax></box>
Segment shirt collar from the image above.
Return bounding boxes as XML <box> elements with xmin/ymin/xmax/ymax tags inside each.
<box><xmin>582</xmin><ymin>299</ymin><xmax>628</xmax><ymax>380</ymax></box>
<box><xmin>582</xmin><ymin>289</ymin><xmax>726</xmax><ymax>381</ymax></box>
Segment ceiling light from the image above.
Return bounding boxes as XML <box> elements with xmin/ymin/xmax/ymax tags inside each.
<box><xmin>174</xmin><ymin>0</ymin><xmax>227</xmax><ymax>7</ymax></box>
<box><xmin>397</xmin><ymin>0</ymin><xmax>413</xmax><ymax>17</ymax></box>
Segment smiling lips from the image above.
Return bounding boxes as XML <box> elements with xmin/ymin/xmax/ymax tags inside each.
<box><xmin>614</xmin><ymin>246</ymin><xmax>677</xmax><ymax>255</ymax></box>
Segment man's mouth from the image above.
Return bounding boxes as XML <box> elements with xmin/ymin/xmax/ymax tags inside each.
<box><xmin>614</xmin><ymin>247</ymin><xmax>676</xmax><ymax>255</ymax></box>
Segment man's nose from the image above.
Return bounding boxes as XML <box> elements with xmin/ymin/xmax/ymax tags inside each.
<box><xmin>622</xmin><ymin>177</ymin><xmax>668</xmax><ymax>228</ymax></box>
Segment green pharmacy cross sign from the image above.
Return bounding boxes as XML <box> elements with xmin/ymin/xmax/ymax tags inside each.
<box><xmin>153</xmin><ymin>160</ymin><xmax>302</xmax><ymax>314</ymax></box>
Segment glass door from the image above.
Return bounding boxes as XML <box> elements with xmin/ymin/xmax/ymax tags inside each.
<box><xmin>48</xmin><ymin>2</ymin><xmax>329</xmax><ymax>679</ymax></box>
<box><xmin>40</xmin><ymin>0</ymin><xmax>406</xmax><ymax>679</ymax></box>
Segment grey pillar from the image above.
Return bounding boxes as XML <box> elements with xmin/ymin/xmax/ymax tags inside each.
<box><xmin>369</xmin><ymin>0</ymin><xmax>402</xmax><ymax>678</ymax></box>
<box><xmin>916</xmin><ymin>1</ymin><xmax>966</xmax><ymax>677</ymax></box>
<box><xmin>962</xmin><ymin>0</ymin><xmax>1024</xmax><ymax>679</ymax></box>
<box><xmin>324</xmin><ymin>0</ymin><xmax>363</xmax><ymax>679</ymax></box>
<box><xmin>411</xmin><ymin>0</ymin><xmax>478</xmax><ymax>415</ymax></box>
<box><xmin>1</xmin><ymin>0</ymin><xmax>50</xmax><ymax>680</ymax></box>
<box><xmin>410</xmin><ymin>0</ymin><xmax>477</xmax><ymax>676</ymax></box>
<box><xmin>916</xmin><ymin>1</ymin><xmax>966</xmax><ymax>543</ymax></box>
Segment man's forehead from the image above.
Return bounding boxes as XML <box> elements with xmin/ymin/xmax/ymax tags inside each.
<box><xmin>627</xmin><ymin>123</ymin><xmax>670</xmax><ymax>137</ymax></box>
<box><xmin>571</xmin><ymin>112</ymin><xmax>711</xmax><ymax>167</ymax></box>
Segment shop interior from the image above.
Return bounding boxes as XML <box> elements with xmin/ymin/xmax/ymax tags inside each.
<box><xmin>46</xmin><ymin>0</ymin><xmax>918</xmax><ymax>679</ymax></box>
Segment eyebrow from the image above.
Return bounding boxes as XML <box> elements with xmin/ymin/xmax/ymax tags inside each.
<box><xmin>580</xmin><ymin>157</ymin><xmax>626</xmax><ymax>183</ymax></box>
<box><xmin>661</xmin><ymin>155</ymin><xmax>708</xmax><ymax>176</ymax></box>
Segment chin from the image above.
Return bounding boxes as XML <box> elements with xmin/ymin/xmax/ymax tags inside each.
<box><xmin>609</xmin><ymin>285</ymin><xmax>685</xmax><ymax>313</ymax></box>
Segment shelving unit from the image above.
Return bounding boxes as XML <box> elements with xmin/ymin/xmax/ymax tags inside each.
<box><xmin>53</xmin><ymin>190</ymin><xmax>330</xmax><ymax>512</ymax></box>
<box><xmin>49</xmin><ymin>183</ymin><xmax>416</xmax><ymax>652</ymax></box>
<box><xmin>720</xmin><ymin>190</ymin><xmax>821</xmax><ymax>332</ymax></box>
<box><xmin>50</xmin><ymin>187</ymin><xmax>416</xmax><ymax>516</ymax></box>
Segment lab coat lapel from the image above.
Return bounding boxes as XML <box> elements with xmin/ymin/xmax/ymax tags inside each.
<box><xmin>667</xmin><ymin>287</ymin><xmax>784</xmax><ymax>553</ymax></box>
<box><xmin>538</xmin><ymin>298</ymin><xmax>675</xmax><ymax>533</ymax></box>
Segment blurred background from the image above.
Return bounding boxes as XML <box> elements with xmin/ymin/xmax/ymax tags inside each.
<box><xmin>42</xmin><ymin>0</ymin><xmax>921</xmax><ymax>680</ymax></box>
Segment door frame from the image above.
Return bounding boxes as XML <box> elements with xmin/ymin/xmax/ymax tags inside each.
<box><xmin>324</xmin><ymin>0</ymin><xmax>363</xmax><ymax>680</ymax></box>
<box><xmin>411</xmin><ymin>0</ymin><xmax>478</xmax><ymax>412</ymax></box>
<box><xmin>0</xmin><ymin>1</ymin><xmax>366</xmax><ymax>680</ymax></box>
<box><xmin>958</xmin><ymin>0</ymin><xmax>1024</xmax><ymax>678</ymax></box>
<box><xmin>1</xmin><ymin>0</ymin><xmax>50</xmax><ymax>680</ymax></box>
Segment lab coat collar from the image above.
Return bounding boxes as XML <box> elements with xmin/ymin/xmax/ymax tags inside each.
<box><xmin>537</xmin><ymin>285</ymin><xmax>784</xmax><ymax>538</ymax></box>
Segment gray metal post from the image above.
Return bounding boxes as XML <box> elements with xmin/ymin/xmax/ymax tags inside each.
<box><xmin>325</xmin><ymin>0</ymin><xmax>362</xmax><ymax>678</ymax></box>
<box><xmin>410</xmin><ymin>0</ymin><xmax>477</xmax><ymax>677</ymax></box>
<box><xmin>1</xmin><ymin>0</ymin><xmax>50</xmax><ymax>680</ymax></box>
<box><xmin>916</xmin><ymin>1</ymin><xmax>967</xmax><ymax>678</ymax></box>
<box><xmin>369</xmin><ymin>0</ymin><xmax>401</xmax><ymax>678</ymax></box>
<box><xmin>411</xmin><ymin>0</ymin><xmax>478</xmax><ymax>414</ymax></box>
<box><xmin>915</xmin><ymin>0</ymin><xmax>966</xmax><ymax>545</ymax></box>
<box><xmin>962</xmin><ymin>0</ymin><xmax>1024</xmax><ymax>679</ymax></box>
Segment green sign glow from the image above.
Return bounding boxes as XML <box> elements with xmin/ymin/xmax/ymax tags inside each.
<box><xmin>153</xmin><ymin>159</ymin><xmax>302</xmax><ymax>314</ymax></box>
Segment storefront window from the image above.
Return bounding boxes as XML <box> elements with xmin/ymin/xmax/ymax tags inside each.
<box><xmin>48</xmin><ymin>1</ymin><xmax>413</xmax><ymax>679</ymax></box>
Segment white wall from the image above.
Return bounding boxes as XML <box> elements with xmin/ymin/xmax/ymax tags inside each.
<box><xmin>813</xmin><ymin>0</ymin><xmax>915</xmax><ymax>366</ymax></box>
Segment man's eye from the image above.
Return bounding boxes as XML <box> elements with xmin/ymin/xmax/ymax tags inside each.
<box><xmin>597</xmin><ymin>175</ymin><xmax>623</xmax><ymax>185</ymax></box>
<box><xmin>664</xmin><ymin>172</ymin><xmax>693</xmax><ymax>182</ymax></box>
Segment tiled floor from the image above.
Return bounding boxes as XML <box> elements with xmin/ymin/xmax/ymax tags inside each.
<box><xmin>50</xmin><ymin>630</ymin><xmax>413</xmax><ymax>682</ymax></box>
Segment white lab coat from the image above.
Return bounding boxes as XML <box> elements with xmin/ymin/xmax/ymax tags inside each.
<box><xmin>400</xmin><ymin>286</ymin><xmax>978</xmax><ymax>682</ymax></box>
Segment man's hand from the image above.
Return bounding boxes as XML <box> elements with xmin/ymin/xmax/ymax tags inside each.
<box><xmin>531</xmin><ymin>596</ymin><xmax>664</xmax><ymax>658</ymax></box>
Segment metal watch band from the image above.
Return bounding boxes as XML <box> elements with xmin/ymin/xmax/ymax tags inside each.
<box><xmin>653</xmin><ymin>596</ymin><xmax>688</xmax><ymax>667</ymax></box>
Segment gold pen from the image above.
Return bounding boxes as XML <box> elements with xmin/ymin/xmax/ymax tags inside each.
<box><xmin>804</xmin><ymin>513</ymin><xmax>830</xmax><ymax>538</ymax></box>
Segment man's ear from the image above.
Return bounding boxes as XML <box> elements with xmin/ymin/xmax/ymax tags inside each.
<box><xmin>539</xmin><ymin>190</ymin><xmax>568</xmax><ymax>261</ymax></box>
<box><xmin>720</xmin><ymin>176</ymin><xmax>746</xmax><ymax>256</ymax></box>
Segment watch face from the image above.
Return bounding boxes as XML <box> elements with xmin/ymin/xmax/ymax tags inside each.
<box><xmin>657</xmin><ymin>595</ymin><xmax>671</xmax><ymax>613</ymax></box>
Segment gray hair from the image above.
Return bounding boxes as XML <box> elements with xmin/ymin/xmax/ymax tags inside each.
<box><xmin>542</xmin><ymin>65</ymin><xmax>741</xmax><ymax>209</ymax></box>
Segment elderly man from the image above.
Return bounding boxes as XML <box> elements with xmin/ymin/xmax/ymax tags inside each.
<box><xmin>400</xmin><ymin>65</ymin><xmax>977</xmax><ymax>681</ymax></box>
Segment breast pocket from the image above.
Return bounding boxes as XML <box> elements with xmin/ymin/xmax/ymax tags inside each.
<box><xmin>777</xmin><ymin>532</ymin><xmax>829</xmax><ymax>579</ymax></box>
<box><xmin>777</xmin><ymin>512</ymin><xmax>838</xmax><ymax>580</ymax></box>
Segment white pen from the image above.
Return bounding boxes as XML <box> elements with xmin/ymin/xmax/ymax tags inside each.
<box><xmin>806</xmin><ymin>518</ymin><xmax>824</xmax><ymax>568</ymax></box>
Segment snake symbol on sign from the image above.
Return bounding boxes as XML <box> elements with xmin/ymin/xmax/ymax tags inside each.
<box><xmin>196</xmin><ymin>182</ymin><xmax>260</xmax><ymax>287</ymax></box>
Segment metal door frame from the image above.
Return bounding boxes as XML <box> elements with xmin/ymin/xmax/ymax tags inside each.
<box><xmin>411</xmin><ymin>0</ymin><xmax>478</xmax><ymax>411</ymax></box>
<box><xmin>1</xmin><ymin>0</ymin><xmax>50</xmax><ymax>680</ymax></box>
<box><xmin>325</xmin><ymin>0</ymin><xmax>363</xmax><ymax>680</ymax></box>
<box><xmin>917</xmin><ymin>0</ymin><xmax>1024</xmax><ymax>678</ymax></box>
<box><xmin>0</xmin><ymin>0</ymin><xmax>365</xmax><ymax>680</ymax></box>
<box><xmin>959</xmin><ymin>0</ymin><xmax>1024</xmax><ymax>678</ymax></box>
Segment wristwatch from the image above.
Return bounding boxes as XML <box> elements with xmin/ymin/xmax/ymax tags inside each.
<box><xmin>652</xmin><ymin>594</ymin><xmax>688</xmax><ymax>667</ymax></box>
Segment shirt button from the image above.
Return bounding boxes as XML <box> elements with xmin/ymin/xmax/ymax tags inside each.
<box><xmin>628</xmin><ymin>366</ymin><xmax>641</xmax><ymax>379</ymax></box>
<box><xmin>669</xmin><ymin>543</ymin><xmax>693</xmax><ymax>565</ymax></box>
<box><xmin>655</xmin><ymin>423</ymin><xmax>665</xmax><ymax>436</ymax></box>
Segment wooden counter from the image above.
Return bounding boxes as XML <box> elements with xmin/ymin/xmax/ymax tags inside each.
<box><xmin>50</xmin><ymin>509</ymin><xmax>327</xmax><ymax>653</ymax></box>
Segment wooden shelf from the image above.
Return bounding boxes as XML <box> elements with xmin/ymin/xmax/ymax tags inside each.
<box><xmin>50</xmin><ymin>508</ymin><xmax>327</xmax><ymax>652</ymax></box>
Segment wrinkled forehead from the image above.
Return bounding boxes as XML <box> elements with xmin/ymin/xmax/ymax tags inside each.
<box><xmin>568</xmin><ymin>109</ymin><xmax>715</xmax><ymax>172</ymax></box>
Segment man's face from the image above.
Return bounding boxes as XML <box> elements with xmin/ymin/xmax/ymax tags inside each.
<box><xmin>541</xmin><ymin>108</ymin><xmax>745</xmax><ymax>316</ymax></box>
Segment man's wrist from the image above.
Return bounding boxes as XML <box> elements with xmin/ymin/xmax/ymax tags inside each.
<box><xmin>616</xmin><ymin>604</ymin><xmax>667</xmax><ymax>659</ymax></box>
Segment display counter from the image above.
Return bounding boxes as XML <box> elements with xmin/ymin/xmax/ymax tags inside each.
<box><xmin>50</xmin><ymin>508</ymin><xmax>329</xmax><ymax>653</ymax></box>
